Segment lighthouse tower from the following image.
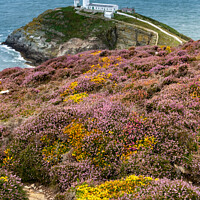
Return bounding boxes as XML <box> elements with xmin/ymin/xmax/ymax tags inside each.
<box><xmin>83</xmin><ymin>0</ymin><xmax>90</xmax><ymax>8</ymax></box>
<box><xmin>74</xmin><ymin>0</ymin><xmax>80</xmax><ymax>7</ymax></box>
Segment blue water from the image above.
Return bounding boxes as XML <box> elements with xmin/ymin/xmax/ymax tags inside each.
<box><xmin>0</xmin><ymin>0</ymin><xmax>200</xmax><ymax>70</ymax></box>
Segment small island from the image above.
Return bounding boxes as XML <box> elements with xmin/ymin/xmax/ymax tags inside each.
<box><xmin>3</xmin><ymin>5</ymin><xmax>190</xmax><ymax>65</ymax></box>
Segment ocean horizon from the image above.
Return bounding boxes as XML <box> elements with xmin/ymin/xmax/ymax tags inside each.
<box><xmin>1</xmin><ymin>0</ymin><xmax>200</xmax><ymax>70</ymax></box>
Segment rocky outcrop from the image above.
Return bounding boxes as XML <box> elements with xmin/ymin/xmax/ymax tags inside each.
<box><xmin>116</xmin><ymin>21</ymin><xmax>158</xmax><ymax>49</ymax></box>
<box><xmin>3</xmin><ymin>29</ymin><xmax>58</xmax><ymax>65</ymax></box>
<box><xmin>57</xmin><ymin>37</ymin><xmax>107</xmax><ymax>57</ymax></box>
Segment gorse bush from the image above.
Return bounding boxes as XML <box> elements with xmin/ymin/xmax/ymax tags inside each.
<box><xmin>76</xmin><ymin>175</ymin><xmax>156</xmax><ymax>200</ymax></box>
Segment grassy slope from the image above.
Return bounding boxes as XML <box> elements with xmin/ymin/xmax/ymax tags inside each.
<box><xmin>77</xmin><ymin>9</ymin><xmax>190</xmax><ymax>46</ymax></box>
<box><xmin>23</xmin><ymin>6</ymin><xmax>190</xmax><ymax>47</ymax></box>
<box><xmin>114</xmin><ymin>14</ymin><xmax>182</xmax><ymax>46</ymax></box>
<box><xmin>24</xmin><ymin>7</ymin><xmax>116</xmax><ymax>45</ymax></box>
<box><xmin>131</xmin><ymin>12</ymin><xmax>191</xmax><ymax>41</ymax></box>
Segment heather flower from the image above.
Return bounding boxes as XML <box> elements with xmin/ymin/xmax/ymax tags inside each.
<box><xmin>0</xmin><ymin>40</ymin><xmax>200</xmax><ymax>199</ymax></box>
<box><xmin>131</xmin><ymin>178</ymin><xmax>200</xmax><ymax>199</ymax></box>
<box><xmin>0</xmin><ymin>168</ymin><xmax>28</xmax><ymax>199</ymax></box>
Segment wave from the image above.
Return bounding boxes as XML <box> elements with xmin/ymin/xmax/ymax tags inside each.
<box><xmin>1</xmin><ymin>44</ymin><xmax>15</xmax><ymax>52</ymax></box>
<box><xmin>16</xmin><ymin>53</ymin><xmax>26</xmax><ymax>62</ymax></box>
<box><xmin>0</xmin><ymin>44</ymin><xmax>30</xmax><ymax>68</ymax></box>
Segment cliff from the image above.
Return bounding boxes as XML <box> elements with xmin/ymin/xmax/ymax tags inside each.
<box><xmin>3</xmin><ymin>6</ymin><xmax>188</xmax><ymax>65</ymax></box>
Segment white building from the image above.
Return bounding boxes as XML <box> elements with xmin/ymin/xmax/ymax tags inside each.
<box><xmin>104</xmin><ymin>11</ymin><xmax>114</xmax><ymax>19</ymax></box>
<box><xmin>87</xmin><ymin>3</ymin><xmax>118</xmax><ymax>13</ymax></box>
<box><xmin>74</xmin><ymin>0</ymin><xmax>80</xmax><ymax>7</ymax></box>
<box><xmin>83</xmin><ymin>0</ymin><xmax>90</xmax><ymax>8</ymax></box>
<box><xmin>74</xmin><ymin>0</ymin><xmax>119</xmax><ymax>18</ymax></box>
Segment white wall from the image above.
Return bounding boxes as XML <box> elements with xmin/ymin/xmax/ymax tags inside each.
<box><xmin>83</xmin><ymin>0</ymin><xmax>90</xmax><ymax>8</ymax></box>
<box><xmin>88</xmin><ymin>5</ymin><xmax>118</xmax><ymax>12</ymax></box>
<box><xmin>74</xmin><ymin>0</ymin><xmax>80</xmax><ymax>7</ymax></box>
<box><xmin>104</xmin><ymin>11</ymin><xmax>113</xmax><ymax>19</ymax></box>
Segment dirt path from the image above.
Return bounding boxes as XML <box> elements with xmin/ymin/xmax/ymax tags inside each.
<box><xmin>24</xmin><ymin>184</ymin><xmax>55</xmax><ymax>200</ymax></box>
<box><xmin>25</xmin><ymin>189</ymin><xmax>47</xmax><ymax>200</ymax></box>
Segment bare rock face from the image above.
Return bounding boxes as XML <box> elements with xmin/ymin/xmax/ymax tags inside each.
<box><xmin>57</xmin><ymin>37</ymin><xmax>107</xmax><ymax>57</ymax></box>
<box><xmin>116</xmin><ymin>21</ymin><xmax>158</xmax><ymax>49</ymax></box>
<box><xmin>4</xmin><ymin>21</ymin><xmax>157</xmax><ymax>66</ymax></box>
<box><xmin>3</xmin><ymin>29</ymin><xmax>57</xmax><ymax>65</ymax></box>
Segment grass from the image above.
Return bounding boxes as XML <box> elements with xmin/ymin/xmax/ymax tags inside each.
<box><xmin>114</xmin><ymin>14</ymin><xmax>182</xmax><ymax>46</ymax></box>
<box><xmin>23</xmin><ymin>6</ymin><xmax>190</xmax><ymax>47</ymax></box>
<box><xmin>118</xmin><ymin>11</ymin><xmax>191</xmax><ymax>42</ymax></box>
<box><xmin>130</xmin><ymin>12</ymin><xmax>191</xmax><ymax>41</ymax></box>
<box><xmin>36</xmin><ymin>7</ymin><xmax>116</xmax><ymax>47</ymax></box>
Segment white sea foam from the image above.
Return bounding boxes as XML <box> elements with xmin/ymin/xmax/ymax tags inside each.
<box><xmin>16</xmin><ymin>54</ymin><xmax>26</xmax><ymax>61</ymax></box>
<box><xmin>25</xmin><ymin>65</ymin><xmax>35</xmax><ymax>68</ymax></box>
<box><xmin>0</xmin><ymin>44</ymin><xmax>30</xmax><ymax>69</ymax></box>
<box><xmin>1</xmin><ymin>44</ymin><xmax>15</xmax><ymax>52</ymax></box>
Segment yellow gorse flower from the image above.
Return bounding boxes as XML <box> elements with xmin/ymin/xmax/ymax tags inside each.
<box><xmin>91</xmin><ymin>51</ymin><xmax>102</xmax><ymax>56</ymax></box>
<box><xmin>60</xmin><ymin>81</ymin><xmax>78</xmax><ymax>97</ymax></box>
<box><xmin>60</xmin><ymin>81</ymin><xmax>88</xmax><ymax>103</ymax></box>
<box><xmin>63</xmin><ymin>121</ymin><xmax>103</xmax><ymax>162</ymax></box>
<box><xmin>64</xmin><ymin>92</ymin><xmax>88</xmax><ymax>103</ymax></box>
<box><xmin>84</xmin><ymin>56</ymin><xmax>122</xmax><ymax>75</ymax></box>
<box><xmin>90</xmin><ymin>73</ymin><xmax>112</xmax><ymax>84</ymax></box>
<box><xmin>0</xmin><ymin>176</ymin><xmax>8</xmax><ymax>182</ymax></box>
<box><xmin>121</xmin><ymin>136</ymin><xmax>157</xmax><ymax>161</ymax></box>
<box><xmin>3</xmin><ymin>149</ymin><xmax>13</xmax><ymax>165</ymax></box>
<box><xmin>190</xmin><ymin>80</ymin><xmax>200</xmax><ymax>101</ymax></box>
<box><xmin>76</xmin><ymin>175</ymin><xmax>157</xmax><ymax>200</ymax></box>
<box><xmin>42</xmin><ymin>140</ymin><xmax>69</xmax><ymax>164</ymax></box>
<box><xmin>160</xmin><ymin>45</ymin><xmax>171</xmax><ymax>53</ymax></box>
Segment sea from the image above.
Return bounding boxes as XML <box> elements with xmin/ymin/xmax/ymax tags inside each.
<box><xmin>1</xmin><ymin>0</ymin><xmax>200</xmax><ymax>70</ymax></box>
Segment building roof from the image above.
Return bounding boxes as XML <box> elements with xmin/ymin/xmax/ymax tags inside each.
<box><xmin>89</xmin><ymin>3</ymin><xmax>117</xmax><ymax>8</ymax></box>
<box><xmin>121</xmin><ymin>7</ymin><xmax>135</xmax><ymax>11</ymax></box>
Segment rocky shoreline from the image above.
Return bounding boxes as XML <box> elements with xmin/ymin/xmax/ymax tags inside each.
<box><xmin>2</xmin><ymin>29</ymin><xmax>57</xmax><ymax>66</ymax></box>
<box><xmin>3</xmin><ymin>33</ymin><xmax>109</xmax><ymax>66</ymax></box>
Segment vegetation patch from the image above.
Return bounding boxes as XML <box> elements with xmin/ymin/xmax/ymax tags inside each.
<box><xmin>0</xmin><ymin>168</ymin><xmax>28</xmax><ymax>199</ymax></box>
<box><xmin>114</xmin><ymin>14</ymin><xmax>184</xmax><ymax>46</ymax></box>
<box><xmin>124</xmin><ymin>12</ymin><xmax>191</xmax><ymax>41</ymax></box>
<box><xmin>25</xmin><ymin>6</ymin><xmax>116</xmax><ymax>47</ymax></box>
<box><xmin>0</xmin><ymin>40</ymin><xmax>200</xmax><ymax>199</ymax></box>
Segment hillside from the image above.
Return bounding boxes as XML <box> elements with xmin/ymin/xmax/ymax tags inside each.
<box><xmin>0</xmin><ymin>40</ymin><xmax>200</xmax><ymax>199</ymax></box>
<box><xmin>3</xmin><ymin>6</ymin><xmax>189</xmax><ymax>66</ymax></box>
<box><xmin>117</xmin><ymin>11</ymin><xmax>191</xmax><ymax>42</ymax></box>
